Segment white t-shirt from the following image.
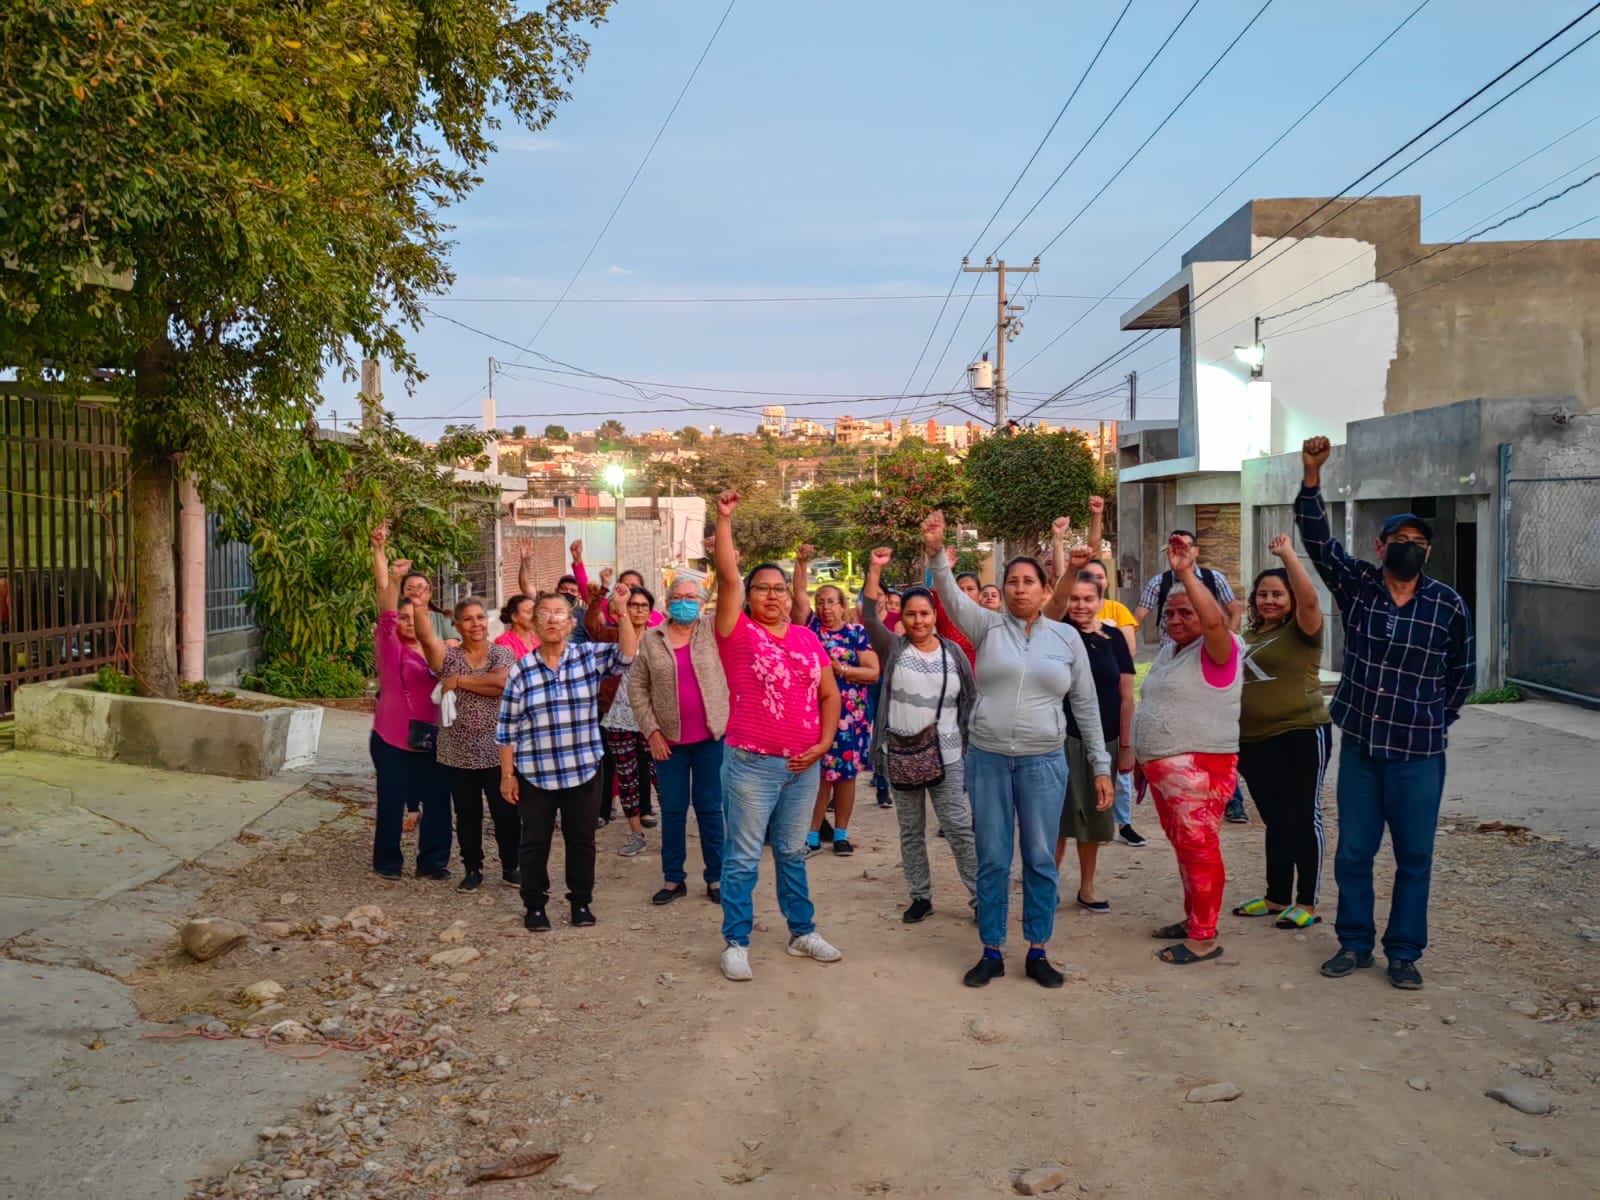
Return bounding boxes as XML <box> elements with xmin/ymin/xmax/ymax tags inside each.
<box><xmin>888</xmin><ymin>643</ymin><xmax>963</xmax><ymax>765</ymax></box>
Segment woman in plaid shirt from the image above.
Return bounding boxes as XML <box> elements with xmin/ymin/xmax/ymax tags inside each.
<box><xmin>496</xmin><ymin>585</ymin><xmax>641</xmax><ymax>934</ymax></box>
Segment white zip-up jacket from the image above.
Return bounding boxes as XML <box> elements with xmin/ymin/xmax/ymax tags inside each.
<box><xmin>931</xmin><ymin>557</ymin><xmax>1110</xmax><ymax>775</ymax></box>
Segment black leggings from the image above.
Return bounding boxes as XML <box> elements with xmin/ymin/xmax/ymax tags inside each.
<box><xmin>448</xmin><ymin>765</ymin><xmax>520</xmax><ymax>875</ymax></box>
<box><xmin>1237</xmin><ymin>725</ymin><xmax>1331</xmax><ymax>909</ymax></box>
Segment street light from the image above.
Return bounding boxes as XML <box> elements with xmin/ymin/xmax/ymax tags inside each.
<box><xmin>1234</xmin><ymin>316</ymin><xmax>1265</xmax><ymax>379</ymax></box>
<box><xmin>603</xmin><ymin>463</ymin><xmax>626</xmax><ymax>493</ymax></box>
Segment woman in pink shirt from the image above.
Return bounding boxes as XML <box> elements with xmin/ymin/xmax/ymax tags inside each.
<box><xmin>711</xmin><ymin>491</ymin><xmax>844</xmax><ymax>983</ymax></box>
<box><xmin>369</xmin><ymin>528</ymin><xmax>451</xmax><ymax>880</ymax></box>
<box><xmin>495</xmin><ymin>594</ymin><xmax>536</xmax><ymax>660</ymax></box>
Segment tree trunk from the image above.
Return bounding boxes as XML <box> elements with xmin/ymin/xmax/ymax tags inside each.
<box><xmin>131</xmin><ymin>448</ymin><xmax>180</xmax><ymax>698</ymax></box>
<box><xmin>130</xmin><ymin>338</ymin><xmax>180</xmax><ymax>699</ymax></box>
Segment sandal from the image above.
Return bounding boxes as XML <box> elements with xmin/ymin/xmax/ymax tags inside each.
<box><xmin>1151</xmin><ymin>921</ymin><xmax>1189</xmax><ymax>940</ymax></box>
<box><xmin>1157</xmin><ymin>943</ymin><xmax>1224</xmax><ymax>965</ymax></box>
<box><xmin>1275</xmin><ymin>905</ymin><xmax>1321</xmax><ymax>929</ymax></box>
<box><xmin>1231</xmin><ymin>897</ymin><xmax>1279</xmax><ymax>918</ymax></box>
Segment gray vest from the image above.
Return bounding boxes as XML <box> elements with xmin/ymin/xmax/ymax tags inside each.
<box><xmin>1132</xmin><ymin>635</ymin><xmax>1244</xmax><ymax>761</ymax></box>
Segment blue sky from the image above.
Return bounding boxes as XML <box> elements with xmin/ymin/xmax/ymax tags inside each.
<box><xmin>344</xmin><ymin>0</ymin><xmax>1600</xmax><ymax>440</ymax></box>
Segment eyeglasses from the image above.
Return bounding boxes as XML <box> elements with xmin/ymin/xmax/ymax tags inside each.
<box><xmin>747</xmin><ymin>584</ymin><xmax>788</xmax><ymax>596</ymax></box>
<box><xmin>625</xmin><ymin>602</ymin><xmax>651</xmax><ymax>611</ymax></box>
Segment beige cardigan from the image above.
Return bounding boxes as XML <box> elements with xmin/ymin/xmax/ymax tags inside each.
<box><xmin>627</xmin><ymin>616</ymin><xmax>730</xmax><ymax>744</ymax></box>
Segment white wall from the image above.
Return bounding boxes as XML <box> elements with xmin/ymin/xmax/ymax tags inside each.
<box><xmin>1185</xmin><ymin>237</ymin><xmax>1397</xmax><ymax>469</ymax></box>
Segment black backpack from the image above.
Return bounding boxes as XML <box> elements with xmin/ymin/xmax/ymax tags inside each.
<box><xmin>1154</xmin><ymin>566</ymin><xmax>1224</xmax><ymax>621</ymax></box>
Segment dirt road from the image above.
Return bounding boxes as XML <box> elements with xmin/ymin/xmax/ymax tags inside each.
<box><xmin>133</xmin><ymin>771</ymin><xmax>1597</xmax><ymax>1200</ymax></box>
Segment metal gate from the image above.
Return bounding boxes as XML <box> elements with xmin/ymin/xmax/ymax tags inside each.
<box><xmin>1</xmin><ymin>391</ymin><xmax>133</xmax><ymax>717</ymax></box>
<box><xmin>1499</xmin><ymin>444</ymin><xmax>1600</xmax><ymax>705</ymax></box>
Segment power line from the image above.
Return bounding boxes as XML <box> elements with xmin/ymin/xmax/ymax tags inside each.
<box><xmin>423</xmin><ymin>292</ymin><xmax>1136</xmax><ymax>305</ymax></box>
<box><xmin>990</xmin><ymin>0</ymin><xmax>1202</xmax><ymax>255</ymax></box>
<box><xmin>891</xmin><ymin>3</ymin><xmax>1134</xmax><ymax>407</ymax></box>
<box><xmin>1009</xmin><ymin>0</ymin><xmax>1432</xmax><ymax>379</ymax></box>
<box><xmin>512</xmin><ymin>0</ymin><xmax>738</xmax><ymax>354</ymax></box>
<box><xmin>1025</xmin><ymin>1</ymin><xmax>1600</xmax><ymax>411</ymax></box>
<box><xmin>1033</xmin><ymin>0</ymin><xmax>1279</xmax><ymax>259</ymax></box>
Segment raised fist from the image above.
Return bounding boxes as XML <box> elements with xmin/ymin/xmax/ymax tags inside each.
<box><xmin>1088</xmin><ymin>495</ymin><xmax>1105</xmax><ymax>515</ymax></box>
<box><xmin>1052</xmin><ymin>516</ymin><xmax>1071</xmax><ymax>538</ymax></box>
<box><xmin>796</xmin><ymin>543</ymin><xmax>815</xmax><ymax>563</ymax></box>
<box><xmin>1268</xmin><ymin>534</ymin><xmax>1296</xmax><ymax>560</ymax></box>
<box><xmin>1302</xmin><ymin>436</ymin><xmax>1331</xmax><ymax>469</ymax></box>
<box><xmin>717</xmin><ymin>490</ymin><xmax>739</xmax><ymax>519</ymax></box>
<box><xmin>921</xmin><ymin>511</ymin><xmax>946</xmax><ymax>553</ymax></box>
<box><xmin>569</xmin><ymin>538</ymin><xmax>583</xmax><ymax>562</ymax></box>
<box><xmin>870</xmin><ymin>547</ymin><xmax>893</xmax><ymax>568</ymax></box>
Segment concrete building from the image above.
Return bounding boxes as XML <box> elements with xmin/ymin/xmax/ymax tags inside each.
<box><xmin>760</xmin><ymin>405</ymin><xmax>787</xmax><ymax>435</ymax></box>
<box><xmin>1116</xmin><ymin>195</ymin><xmax>1600</xmax><ymax>694</ymax></box>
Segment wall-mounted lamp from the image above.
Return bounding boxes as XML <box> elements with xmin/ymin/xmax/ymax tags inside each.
<box><xmin>1233</xmin><ymin>316</ymin><xmax>1265</xmax><ymax>379</ymax></box>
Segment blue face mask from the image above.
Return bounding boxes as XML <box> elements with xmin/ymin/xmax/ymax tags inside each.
<box><xmin>668</xmin><ymin>599</ymin><xmax>701</xmax><ymax>624</ymax></box>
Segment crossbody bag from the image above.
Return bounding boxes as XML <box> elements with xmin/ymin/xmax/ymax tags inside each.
<box><xmin>885</xmin><ymin>642</ymin><xmax>949</xmax><ymax>790</ymax></box>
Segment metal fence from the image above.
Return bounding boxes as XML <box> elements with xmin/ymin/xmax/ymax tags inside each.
<box><xmin>1499</xmin><ymin>444</ymin><xmax>1600</xmax><ymax>705</ymax></box>
<box><xmin>205</xmin><ymin>511</ymin><xmax>255</xmax><ymax>635</ymax></box>
<box><xmin>1</xmin><ymin>391</ymin><xmax>133</xmax><ymax>717</ymax></box>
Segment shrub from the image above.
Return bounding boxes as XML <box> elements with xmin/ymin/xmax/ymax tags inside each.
<box><xmin>90</xmin><ymin>665</ymin><xmax>138</xmax><ymax>695</ymax></box>
<box><xmin>1465</xmin><ymin>684</ymin><xmax>1522</xmax><ymax>705</ymax></box>
<box><xmin>244</xmin><ymin>654</ymin><xmax>367</xmax><ymax>700</ymax></box>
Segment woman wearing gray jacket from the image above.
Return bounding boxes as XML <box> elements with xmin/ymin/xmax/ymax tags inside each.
<box><xmin>861</xmin><ymin>547</ymin><xmax>980</xmax><ymax>925</ymax></box>
<box><xmin>924</xmin><ymin>512</ymin><xmax>1112</xmax><ymax>990</ymax></box>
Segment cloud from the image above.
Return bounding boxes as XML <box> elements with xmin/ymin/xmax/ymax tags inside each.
<box><xmin>606</xmin><ymin>265</ymin><xmax>631</xmax><ymax>275</ymax></box>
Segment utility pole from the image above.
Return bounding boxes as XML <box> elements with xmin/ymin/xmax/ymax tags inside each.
<box><xmin>963</xmin><ymin>256</ymin><xmax>1039</xmax><ymax>436</ymax></box>
<box><xmin>360</xmin><ymin>359</ymin><xmax>382</xmax><ymax>430</ymax></box>
<box><xmin>1127</xmin><ymin>370</ymin><xmax>1137</xmax><ymax>422</ymax></box>
<box><xmin>963</xmin><ymin>255</ymin><xmax>1038</xmax><ymax>567</ymax></box>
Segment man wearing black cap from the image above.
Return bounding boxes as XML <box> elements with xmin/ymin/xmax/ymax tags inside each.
<box><xmin>1295</xmin><ymin>436</ymin><xmax>1474</xmax><ymax>990</ymax></box>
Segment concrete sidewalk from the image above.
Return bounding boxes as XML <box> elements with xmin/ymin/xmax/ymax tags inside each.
<box><xmin>1444</xmin><ymin>699</ymin><xmax>1600</xmax><ymax>848</ymax></box>
<box><xmin>0</xmin><ymin>708</ymin><xmax>372</xmax><ymax>1200</ymax></box>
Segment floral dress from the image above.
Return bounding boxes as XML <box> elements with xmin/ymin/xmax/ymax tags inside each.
<box><xmin>808</xmin><ymin>616</ymin><xmax>872</xmax><ymax>782</ymax></box>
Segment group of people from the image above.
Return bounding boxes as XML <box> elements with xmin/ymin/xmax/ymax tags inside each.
<box><xmin>364</xmin><ymin>434</ymin><xmax>1474</xmax><ymax>991</ymax></box>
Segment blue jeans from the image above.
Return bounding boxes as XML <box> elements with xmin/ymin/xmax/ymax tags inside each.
<box><xmin>967</xmin><ymin>746</ymin><xmax>1068</xmax><ymax>949</ymax></box>
<box><xmin>1113</xmin><ymin>769</ymin><xmax>1134</xmax><ymax>827</ymax></box>
<box><xmin>720</xmin><ymin>746</ymin><xmax>820</xmax><ymax>946</ymax></box>
<box><xmin>1333</xmin><ymin>738</ymin><xmax>1447</xmax><ymax>962</ymax></box>
<box><xmin>369</xmin><ymin>730</ymin><xmax>452</xmax><ymax>875</ymax></box>
<box><xmin>657</xmin><ymin>738</ymin><xmax>725</xmax><ymax>885</ymax></box>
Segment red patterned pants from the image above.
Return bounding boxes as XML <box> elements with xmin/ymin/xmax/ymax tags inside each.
<box><xmin>1144</xmin><ymin>752</ymin><xmax>1238</xmax><ymax>941</ymax></box>
<box><xmin>603</xmin><ymin>729</ymin><xmax>653</xmax><ymax>819</ymax></box>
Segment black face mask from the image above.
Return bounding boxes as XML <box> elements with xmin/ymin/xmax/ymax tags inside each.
<box><xmin>1383</xmin><ymin>541</ymin><xmax>1428</xmax><ymax>581</ymax></box>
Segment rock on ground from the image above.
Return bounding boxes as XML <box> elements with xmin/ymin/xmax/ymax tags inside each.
<box><xmin>179</xmin><ymin>917</ymin><xmax>250</xmax><ymax>962</ymax></box>
<box><xmin>1014</xmin><ymin>1162</ymin><xmax>1071</xmax><ymax>1194</ymax></box>
<box><xmin>428</xmin><ymin>946</ymin><xmax>482</xmax><ymax>967</ymax></box>
<box><xmin>1485</xmin><ymin>1086</ymin><xmax>1554</xmax><ymax>1115</ymax></box>
<box><xmin>239</xmin><ymin>979</ymin><xmax>286</xmax><ymax>1005</ymax></box>
<box><xmin>1185</xmin><ymin>1082</ymin><xmax>1243</xmax><ymax>1104</ymax></box>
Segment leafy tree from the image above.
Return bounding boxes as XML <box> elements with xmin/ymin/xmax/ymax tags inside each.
<box><xmin>544</xmin><ymin>424</ymin><xmax>570</xmax><ymax>442</ymax></box>
<box><xmin>682</xmin><ymin>437</ymin><xmax>780</xmax><ymax>503</ymax></box>
<box><xmin>0</xmin><ymin>0</ymin><xmax>612</xmax><ymax>695</ymax></box>
<box><xmin>856</xmin><ymin>440</ymin><xmax>966</xmax><ymax>564</ymax></box>
<box><xmin>798</xmin><ymin>481</ymin><xmax>871</xmax><ymax>561</ymax></box>
<box><xmin>510</xmin><ymin>423</ymin><xmax>528</xmax><ymax>439</ymax></box>
<box><xmin>218</xmin><ymin>416</ymin><xmax>495</xmax><ymax>678</ymax></box>
<box><xmin>596</xmin><ymin>418</ymin><xmax>627</xmax><ymax>442</ymax></box>
<box><xmin>965</xmin><ymin>430</ymin><xmax>1101</xmax><ymax>550</ymax></box>
<box><xmin>732</xmin><ymin>496</ymin><xmax>808</xmax><ymax>564</ymax></box>
<box><xmin>679</xmin><ymin>425</ymin><xmax>702</xmax><ymax>446</ymax></box>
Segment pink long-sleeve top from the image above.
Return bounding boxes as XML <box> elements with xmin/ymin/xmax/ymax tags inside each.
<box><xmin>573</xmin><ymin>560</ymin><xmax>665</xmax><ymax>627</ymax></box>
<box><xmin>373</xmin><ymin>609</ymin><xmax>441</xmax><ymax>751</ymax></box>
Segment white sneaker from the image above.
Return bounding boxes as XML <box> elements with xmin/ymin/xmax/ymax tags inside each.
<box><xmin>720</xmin><ymin>942</ymin><xmax>753</xmax><ymax>982</ymax></box>
<box><xmin>786</xmin><ymin>932</ymin><xmax>842</xmax><ymax>963</ymax></box>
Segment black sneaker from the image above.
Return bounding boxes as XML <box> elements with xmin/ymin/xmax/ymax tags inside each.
<box><xmin>832</xmin><ymin>838</ymin><xmax>855</xmax><ymax>857</ymax></box>
<box><xmin>706</xmin><ymin>882</ymin><xmax>721</xmax><ymax>903</ymax></box>
<box><xmin>963</xmin><ymin>955</ymin><xmax>1005</xmax><ymax>988</ymax></box>
<box><xmin>1026</xmin><ymin>955</ymin><xmax>1066</xmax><ymax>989</ymax></box>
<box><xmin>805</xmin><ymin>841</ymin><xmax>825</xmax><ymax>858</ymax></box>
<box><xmin>523</xmin><ymin>908</ymin><xmax>551</xmax><ymax>933</ymax></box>
<box><xmin>641</xmin><ymin>815</ymin><xmax>658</xmax><ymax>829</ymax></box>
<box><xmin>1224</xmin><ymin>801</ymin><xmax>1249</xmax><ymax>824</ymax></box>
<box><xmin>1320</xmin><ymin>948</ymin><xmax>1374</xmax><ymax>978</ymax></box>
<box><xmin>457</xmin><ymin>870</ymin><xmax>484</xmax><ymax>892</ymax></box>
<box><xmin>1117</xmin><ymin>824</ymin><xmax>1147</xmax><ymax>848</ymax></box>
<box><xmin>651</xmin><ymin>884</ymin><xmax>687</xmax><ymax>906</ymax></box>
<box><xmin>570</xmin><ymin>903</ymin><xmax>597</xmax><ymax>928</ymax></box>
<box><xmin>1387</xmin><ymin>959</ymin><xmax>1423</xmax><ymax>990</ymax></box>
<box><xmin>501</xmin><ymin>867</ymin><xmax>521</xmax><ymax>888</ymax></box>
<box><xmin>417</xmin><ymin>868</ymin><xmax>451</xmax><ymax>881</ymax></box>
<box><xmin>376</xmin><ymin>868</ymin><xmax>403</xmax><ymax>880</ymax></box>
<box><xmin>903</xmin><ymin>898</ymin><xmax>933</xmax><ymax>924</ymax></box>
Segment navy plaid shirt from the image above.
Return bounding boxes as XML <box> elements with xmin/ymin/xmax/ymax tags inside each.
<box><xmin>495</xmin><ymin>643</ymin><xmax>629</xmax><ymax>790</ymax></box>
<box><xmin>1295</xmin><ymin>486</ymin><xmax>1474</xmax><ymax>760</ymax></box>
